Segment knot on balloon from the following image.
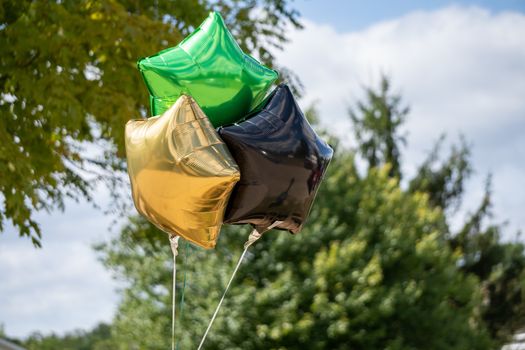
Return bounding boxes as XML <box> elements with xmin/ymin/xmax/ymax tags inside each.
<box><xmin>244</xmin><ymin>229</ymin><xmax>262</xmax><ymax>250</ymax></box>
<box><xmin>169</xmin><ymin>235</ymin><xmax>180</xmax><ymax>257</ymax></box>
<box><xmin>244</xmin><ymin>220</ymin><xmax>284</xmax><ymax>250</ymax></box>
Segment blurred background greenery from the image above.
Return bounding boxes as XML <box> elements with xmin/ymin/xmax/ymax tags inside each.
<box><xmin>1</xmin><ymin>0</ymin><xmax>524</xmax><ymax>349</ymax></box>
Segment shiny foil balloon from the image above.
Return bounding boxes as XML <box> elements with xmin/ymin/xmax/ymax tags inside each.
<box><xmin>218</xmin><ymin>84</ymin><xmax>334</xmax><ymax>233</ymax></box>
<box><xmin>137</xmin><ymin>12</ymin><xmax>278</xmax><ymax>127</ymax></box>
<box><xmin>125</xmin><ymin>95</ymin><xmax>240</xmax><ymax>249</ymax></box>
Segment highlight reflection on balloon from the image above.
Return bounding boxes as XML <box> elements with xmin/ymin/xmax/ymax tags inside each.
<box><xmin>137</xmin><ymin>12</ymin><xmax>278</xmax><ymax>127</ymax></box>
<box><xmin>218</xmin><ymin>84</ymin><xmax>334</xmax><ymax>233</ymax></box>
<box><xmin>125</xmin><ymin>95</ymin><xmax>240</xmax><ymax>249</ymax></box>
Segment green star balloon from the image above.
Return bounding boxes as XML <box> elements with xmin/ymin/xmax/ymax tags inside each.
<box><xmin>137</xmin><ymin>12</ymin><xmax>278</xmax><ymax>127</ymax></box>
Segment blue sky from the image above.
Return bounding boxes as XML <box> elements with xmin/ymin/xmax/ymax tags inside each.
<box><xmin>1</xmin><ymin>0</ymin><xmax>525</xmax><ymax>339</ymax></box>
<box><xmin>294</xmin><ymin>0</ymin><xmax>525</xmax><ymax>31</ymax></box>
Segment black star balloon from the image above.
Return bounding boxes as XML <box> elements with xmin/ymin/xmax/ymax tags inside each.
<box><xmin>218</xmin><ymin>84</ymin><xmax>334</xmax><ymax>234</ymax></box>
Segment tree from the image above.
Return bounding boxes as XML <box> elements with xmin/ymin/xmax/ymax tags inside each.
<box><xmin>97</xmin><ymin>76</ymin><xmax>525</xmax><ymax>349</ymax></box>
<box><xmin>99</xmin><ymin>154</ymin><xmax>493</xmax><ymax>349</ymax></box>
<box><xmin>349</xmin><ymin>75</ymin><xmax>408</xmax><ymax>179</ymax></box>
<box><xmin>97</xmin><ymin>89</ymin><xmax>508</xmax><ymax>348</ymax></box>
<box><xmin>451</xmin><ymin>181</ymin><xmax>525</xmax><ymax>342</ymax></box>
<box><xmin>408</xmin><ymin>135</ymin><xmax>472</xmax><ymax>211</ymax></box>
<box><xmin>0</xmin><ymin>0</ymin><xmax>301</xmax><ymax>245</ymax></box>
<box><xmin>23</xmin><ymin>323</ymin><xmax>113</xmax><ymax>350</ymax></box>
<box><xmin>354</xmin><ymin>77</ymin><xmax>525</xmax><ymax>345</ymax></box>
<box><xmin>207</xmin><ymin>161</ymin><xmax>493</xmax><ymax>350</ymax></box>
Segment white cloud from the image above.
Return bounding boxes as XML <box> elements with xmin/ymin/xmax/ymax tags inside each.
<box><xmin>276</xmin><ymin>5</ymin><xmax>525</xmax><ymax>235</ymax></box>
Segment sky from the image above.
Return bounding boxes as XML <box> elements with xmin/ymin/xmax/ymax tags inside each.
<box><xmin>295</xmin><ymin>0</ymin><xmax>525</xmax><ymax>31</ymax></box>
<box><xmin>1</xmin><ymin>0</ymin><xmax>525</xmax><ymax>339</ymax></box>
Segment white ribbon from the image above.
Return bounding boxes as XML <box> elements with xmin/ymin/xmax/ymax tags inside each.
<box><xmin>197</xmin><ymin>221</ymin><xmax>283</xmax><ymax>350</ymax></box>
<box><xmin>169</xmin><ymin>235</ymin><xmax>180</xmax><ymax>350</ymax></box>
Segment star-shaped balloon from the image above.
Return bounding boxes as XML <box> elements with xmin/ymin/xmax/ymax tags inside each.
<box><xmin>125</xmin><ymin>95</ymin><xmax>240</xmax><ymax>249</ymax></box>
<box><xmin>218</xmin><ymin>84</ymin><xmax>334</xmax><ymax>234</ymax></box>
<box><xmin>137</xmin><ymin>12</ymin><xmax>278</xmax><ymax>127</ymax></box>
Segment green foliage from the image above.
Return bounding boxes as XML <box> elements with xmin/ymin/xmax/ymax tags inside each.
<box><xmin>451</xmin><ymin>181</ymin><xmax>525</xmax><ymax>343</ymax></box>
<box><xmin>98</xmin><ymin>152</ymin><xmax>493</xmax><ymax>349</ymax></box>
<box><xmin>409</xmin><ymin>135</ymin><xmax>472</xmax><ymax>211</ymax></box>
<box><xmin>23</xmin><ymin>323</ymin><xmax>113</xmax><ymax>350</ymax></box>
<box><xmin>349</xmin><ymin>75</ymin><xmax>408</xmax><ymax>179</ymax></box>
<box><xmin>0</xmin><ymin>0</ymin><xmax>300</xmax><ymax>245</ymax></box>
<box><xmin>95</xmin><ymin>76</ymin><xmax>525</xmax><ymax>349</ymax></box>
<box><xmin>408</xmin><ymin>138</ymin><xmax>525</xmax><ymax>345</ymax></box>
<box><xmin>353</xmin><ymin>76</ymin><xmax>525</xmax><ymax>345</ymax></box>
<box><xmin>96</xmin><ymin>215</ymin><xmax>248</xmax><ymax>349</ymax></box>
<box><xmin>205</xmin><ymin>162</ymin><xmax>491</xmax><ymax>350</ymax></box>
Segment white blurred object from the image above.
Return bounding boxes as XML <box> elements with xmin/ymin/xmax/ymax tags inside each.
<box><xmin>0</xmin><ymin>338</ymin><xmax>26</xmax><ymax>350</ymax></box>
<box><xmin>502</xmin><ymin>332</ymin><xmax>525</xmax><ymax>350</ymax></box>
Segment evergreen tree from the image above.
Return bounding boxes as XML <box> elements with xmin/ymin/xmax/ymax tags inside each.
<box><xmin>349</xmin><ymin>75</ymin><xmax>408</xmax><ymax>179</ymax></box>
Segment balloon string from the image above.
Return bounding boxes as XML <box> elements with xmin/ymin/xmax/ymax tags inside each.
<box><xmin>169</xmin><ymin>235</ymin><xmax>180</xmax><ymax>350</ymax></box>
<box><xmin>176</xmin><ymin>241</ymin><xmax>191</xmax><ymax>350</ymax></box>
<box><xmin>196</xmin><ymin>242</ymin><xmax>251</xmax><ymax>350</ymax></box>
<box><xmin>197</xmin><ymin>221</ymin><xmax>283</xmax><ymax>350</ymax></box>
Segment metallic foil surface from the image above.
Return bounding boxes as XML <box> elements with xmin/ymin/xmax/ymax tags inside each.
<box><xmin>125</xmin><ymin>95</ymin><xmax>240</xmax><ymax>249</ymax></box>
<box><xmin>218</xmin><ymin>84</ymin><xmax>334</xmax><ymax>234</ymax></box>
<box><xmin>137</xmin><ymin>12</ymin><xmax>278</xmax><ymax>127</ymax></box>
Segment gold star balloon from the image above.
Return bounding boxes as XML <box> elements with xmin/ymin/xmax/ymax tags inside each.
<box><xmin>137</xmin><ymin>11</ymin><xmax>278</xmax><ymax>127</ymax></box>
<box><xmin>125</xmin><ymin>95</ymin><xmax>240</xmax><ymax>249</ymax></box>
